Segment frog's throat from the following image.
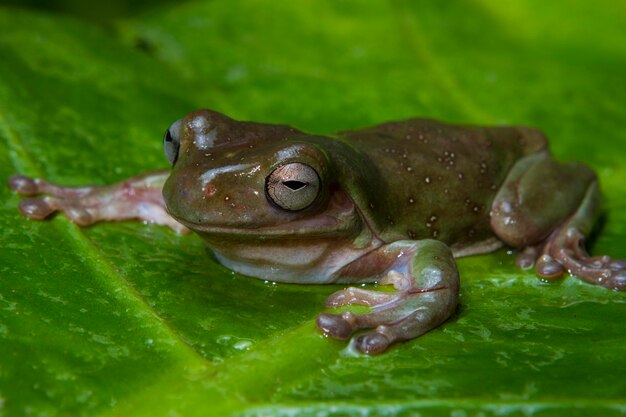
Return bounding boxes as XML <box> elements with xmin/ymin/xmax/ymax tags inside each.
<box><xmin>209</xmin><ymin>235</ymin><xmax>381</xmax><ymax>284</ymax></box>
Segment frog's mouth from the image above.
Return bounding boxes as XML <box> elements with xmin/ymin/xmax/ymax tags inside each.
<box><xmin>167</xmin><ymin>190</ymin><xmax>363</xmax><ymax>239</ymax></box>
<box><xmin>171</xmin><ymin>212</ymin><xmax>359</xmax><ymax>238</ymax></box>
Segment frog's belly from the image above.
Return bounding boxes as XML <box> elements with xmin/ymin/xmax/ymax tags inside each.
<box><xmin>209</xmin><ymin>238</ymin><xmax>380</xmax><ymax>284</ymax></box>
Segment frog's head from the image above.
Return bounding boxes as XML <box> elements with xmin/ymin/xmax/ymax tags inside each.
<box><xmin>162</xmin><ymin>110</ymin><xmax>361</xmax><ymax>240</ymax></box>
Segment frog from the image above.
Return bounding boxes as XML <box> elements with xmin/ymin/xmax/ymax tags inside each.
<box><xmin>9</xmin><ymin>109</ymin><xmax>626</xmax><ymax>354</ymax></box>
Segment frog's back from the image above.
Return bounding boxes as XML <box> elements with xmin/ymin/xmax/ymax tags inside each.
<box><xmin>336</xmin><ymin>118</ymin><xmax>547</xmax><ymax>251</ymax></box>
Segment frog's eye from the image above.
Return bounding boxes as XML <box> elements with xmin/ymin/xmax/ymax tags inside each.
<box><xmin>265</xmin><ymin>163</ymin><xmax>321</xmax><ymax>211</ymax></box>
<box><xmin>163</xmin><ymin>119</ymin><xmax>182</xmax><ymax>166</ymax></box>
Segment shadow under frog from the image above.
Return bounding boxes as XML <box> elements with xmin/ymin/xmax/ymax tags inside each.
<box><xmin>9</xmin><ymin>109</ymin><xmax>626</xmax><ymax>354</ymax></box>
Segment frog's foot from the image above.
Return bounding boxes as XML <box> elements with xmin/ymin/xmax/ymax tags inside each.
<box><xmin>8</xmin><ymin>172</ymin><xmax>188</xmax><ymax>233</ymax></box>
<box><xmin>490</xmin><ymin>153</ymin><xmax>625</xmax><ymax>288</ymax></box>
<box><xmin>317</xmin><ymin>271</ymin><xmax>455</xmax><ymax>355</ymax></box>
<box><xmin>317</xmin><ymin>240</ymin><xmax>459</xmax><ymax>355</ymax></box>
<box><xmin>514</xmin><ymin>181</ymin><xmax>626</xmax><ymax>290</ymax></box>
<box><xmin>525</xmin><ymin>227</ymin><xmax>626</xmax><ymax>290</ymax></box>
<box><xmin>555</xmin><ymin>229</ymin><xmax>626</xmax><ymax>290</ymax></box>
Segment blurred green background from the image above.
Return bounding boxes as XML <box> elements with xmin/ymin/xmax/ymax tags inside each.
<box><xmin>0</xmin><ymin>0</ymin><xmax>175</xmax><ymax>22</ymax></box>
<box><xmin>0</xmin><ymin>1</ymin><xmax>625</xmax><ymax>416</ymax></box>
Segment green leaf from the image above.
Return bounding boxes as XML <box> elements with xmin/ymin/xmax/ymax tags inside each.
<box><xmin>1</xmin><ymin>2</ymin><xmax>626</xmax><ymax>416</ymax></box>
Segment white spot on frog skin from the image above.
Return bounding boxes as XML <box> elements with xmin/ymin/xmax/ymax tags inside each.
<box><xmin>189</xmin><ymin>115</ymin><xmax>218</xmax><ymax>150</ymax></box>
<box><xmin>195</xmin><ymin>129</ymin><xmax>218</xmax><ymax>150</ymax></box>
<box><xmin>275</xmin><ymin>145</ymin><xmax>307</xmax><ymax>161</ymax></box>
<box><xmin>200</xmin><ymin>163</ymin><xmax>256</xmax><ymax>186</ymax></box>
<box><xmin>421</xmin><ymin>266</ymin><xmax>444</xmax><ymax>287</ymax></box>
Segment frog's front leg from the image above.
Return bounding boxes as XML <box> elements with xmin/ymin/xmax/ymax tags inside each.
<box><xmin>317</xmin><ymin>240</ymin><xmax>459</xmax><ymax>355</ymax></box>
<box><xmin>8</xmin><ymin>171</ymin><xmax>188</xmax><ymax>233</ymax></box>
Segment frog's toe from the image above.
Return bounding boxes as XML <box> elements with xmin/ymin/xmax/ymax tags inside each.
<box><xmin>353</xmin><ymin>329</ymin><xmax>391</xmax><ymax>355</ymax></box>
<box><xmin>18</xmin><ymin>195</ymin><xmax>95</xmax><ymax>225</ymax></box>
<box><xmin>8</xmin><ymin>175</ymin><xmax>40</xmax><ymax>195</ymax></box>
<box><xmin>536</xmin><ymin>254</ymin><xmax>565</xmax><ymax>280</ymax></box>
<box><xmin>515</xmin><ymin>246</ymin><xmax>539</xmax><ymax>269</ymax></box>
<box><xmin>316</xmin><ymin>311</ymin><xmax>356</xmax><ymax>340</ymax></box>
<box><xmin>19</xmin><ymin>197</ymin><xmax>56</xmax><ymax>219</ymax></box>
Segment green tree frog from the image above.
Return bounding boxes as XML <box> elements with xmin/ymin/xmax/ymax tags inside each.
<box><xmin>9</xmin><ymin>110</ymin><xmax>626</xmax><ymax>354</ymax></box>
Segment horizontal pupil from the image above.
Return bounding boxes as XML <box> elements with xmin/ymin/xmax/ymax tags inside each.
<box><xmin>283</xmin><ymin>180</ymin><xmax>306</xmax><ymax>191</ymax></box>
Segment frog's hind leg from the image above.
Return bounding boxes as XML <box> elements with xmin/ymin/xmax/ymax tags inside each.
<box><xmin>317</xmin><ymin>240</ymin><xmax>459</xmax><ymax>354</ymax></box>
<box><xmin>8</xmin><ymin>171</ymin><xmax>188</xmax><ymax>233</ymax></box>
<box><xmin>490</xmin><ymin>153</ymin><xmax>626</xmax><ymax>290</ymax></box>
<box><xmin>536</xmin><ymin>182</ymin><xmax>626</xmax><ymax>290</ymax></box>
